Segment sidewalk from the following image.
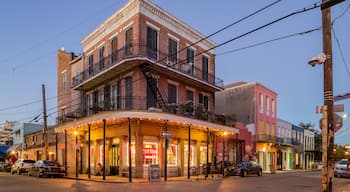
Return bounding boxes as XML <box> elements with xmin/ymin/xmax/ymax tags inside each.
<box><xmin>65</xmin><ymin>173</ymin><xmax>224</xmax><ymax>183</ymax></box>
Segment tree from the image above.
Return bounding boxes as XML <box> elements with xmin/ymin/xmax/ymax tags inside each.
<box><xmin>333</xmin><ymin>145</ymin><xmax>347</xmax><ymax>162</ymax></box>
<box><xmin>299</xmin><ymin>122</ymin><xmax>315</xmax><ymax>129</ymax></box>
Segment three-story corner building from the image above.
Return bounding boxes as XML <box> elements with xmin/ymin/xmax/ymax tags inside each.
<box><xmin>276</xmin><ymin>119</ymin><xmax>293</xmax><ymax>170</ymax></box>
<box><xmin>55</xmin><ymin>0</ymin><xmax>238</xmax><ymax>178</ymax></box>
<box><xmin>215</xmin><ymin>82</ymin><xmax>277</xmax><ymax>172</ymax></box>
<box><xmin>291</xmin><ymin>124</ymin><xmax>304</xmax><ymax>169</ymax></box>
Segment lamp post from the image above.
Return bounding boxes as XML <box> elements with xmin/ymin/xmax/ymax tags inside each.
<box><xmin>222</xmin><ymin>131</ymin><xmax>227</xmax><ymax>176</ymax></box>
<box><xmin>74</xmin><ymin>130</ymin><xmax>78</xmax><ymax>178</ymax></box>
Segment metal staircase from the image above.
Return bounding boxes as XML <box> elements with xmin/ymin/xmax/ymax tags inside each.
<box><xmin>140</xmin><ymin>63</ymin><xmax>167</xmax><ymax>110</ymax></box>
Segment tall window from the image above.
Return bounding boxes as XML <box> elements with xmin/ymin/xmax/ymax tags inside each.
<box><xmin>186</xmin><ymin>47</ymin><xmax>195</xmax><ymax>75</ymax></box>
<box><xmin>168</xmin><ymin>38</ymin><xmax>178</xmax><ymax>65</ymax></box>
<box><xmin>147</xmin><ymin>27</ymin><xmax>158</xmax><ymax>60</ymax></box>
<box><xmin>266</xmin><ymin>96</ymin><xmax>270</xmax><ymax>115</ymax></box>
<box><xmin>259</xmin><ymin>93</ymin><xmax>263</xmax><ymax>113</ymax></box>
<box><xmin>88</xmin><ymin>55</ymin><xmax>94</xmax><ymax>77</ymax></box>
<box><xmin>125</xmin><ymin>27</ymin><xmax>133</xmax><ymax>56</ymax></box>
<box><xmin>99</xmin><ymin>46</ymin><xmax>105</xmax><ymax>71</ymax></box>
<box><xmin>111</xmin><ymin>80</ymin><xmax>121</xmax><ymax>110</ymax></box>
<box><xmin>272</xmin><ymin>99</ymin><xmax>275</xmax><ymax>117</ymax></box>
<box><xmin>110</xmin><ymin>36</ymin><xmax>118</xmax><ymax>64</ymax></box>
<box><xmin>62</xmin><ymin>71</ymin><xmax>67</xmax><ymax>91</ymax></box>
<box><xmin>168</xmin><ymin>84</ymin><xmax>177</xmax><ymax>104</ymax></box>
<box><xmin>199</xmin><ymin>93</ymin><xmax>209</xmax><ymax>111</ymax></box>
<box><xmin>185</xmin><ymin>90</ymin><xmax>194</xmax><ymax>114</ymax></box>
<box><xmin>202</xmin><ymin>56</ymin><xmax>209</xmax><ymax>81</ymax></box>
<box><xmin>93</xmin><ymin>90</ymin><xmax>99</xmax><ymax>110</ymax></box>
<box><xmin>125</xmin><ymin>77</ymin><xmax>133</xmax><ymax>109</ymax></box>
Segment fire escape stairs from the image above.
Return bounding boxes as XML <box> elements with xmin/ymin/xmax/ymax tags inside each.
<box><xmin>140</xmin><ymin>63</ymin><xmax>167</xmax><ymax>111</ymax></box>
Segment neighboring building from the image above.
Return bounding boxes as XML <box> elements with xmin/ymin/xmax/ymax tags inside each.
<box><xmin>8</xmin><ymin>122</ymin><xmax>42</xmax><ymax>159</ymax></box>
<box><xmin>24</xmin><ymin>126</ymin><xmax>63</xmax><ymax>162</ymax></box>
<box><xmin>0</xmin><ymin>121</ymin><xmax>15</xmax><ymax>146</ymax></box>
<box><xmin>54</xmin><ymin>0</ymin><xmax>239</xmax><ymax>178</ymax></box>
<box><xmin>292</xmin><ymin>124</ymin><xmax>304</xmax><ymax>169</ymax></box>
<box><xmin>276</xmin><ymin>119</ymin><xmax>293</xmax><ymax>170</ymax></box>
<box><xmin>303</xmin><ymin>128</ymin><xmax>315</xmax><ymax>170</ymax></box>
<box><xmin>215</xmin><ymin>82</ymin><xmax>277</xmax><ymax>172</ymax></box>
<box><xmin>57</xmin><ymin>51</ymin><xmax>83</xmax><ymax>123</ymax></box>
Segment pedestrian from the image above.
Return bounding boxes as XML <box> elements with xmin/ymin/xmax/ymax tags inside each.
<box><xmin>96</xmin><ymin>163</ymin><xmax>103</xmax><ymax>176</ymax></box>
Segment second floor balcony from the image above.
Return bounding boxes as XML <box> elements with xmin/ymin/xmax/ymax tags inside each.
<box><xmin>72</xmin><ymin>42</ymin><xmax>223</xmax><ymax>91</ymax></box>
<box><xmin>254</xmin><ymin>134</ymin><xmax>276</xmax><ymax>143</ymax></box>
<box><xmin>58</xmin><ymin>96</ymin><xmax>236</xmax><ymax>127</ymax></box>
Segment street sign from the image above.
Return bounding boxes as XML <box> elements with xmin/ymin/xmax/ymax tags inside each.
<box><xmin>316</xmin><ymin>104</ymin><xmax>344</xmax><ymax>114</ymax></box>
<box><xmin>334</xmin><ymin>92</ymin><xmax>350</xmax><ymax>102</ymax></box>
<box><xmin>160</xmin><ymin>131</ymin><xmax>172</xmax><ymax>137</ymax></box>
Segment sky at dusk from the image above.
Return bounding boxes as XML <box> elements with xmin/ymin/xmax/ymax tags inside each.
<box><xmin>0</xmin><ymin>0</ymin><xmax>349</xmax><ymax>144</ymax></box>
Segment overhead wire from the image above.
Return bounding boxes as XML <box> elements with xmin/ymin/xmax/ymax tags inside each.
<box><xmin>216</xmin><ymin>27</ymin><xmax>321</xmax><ymax>56</ymax></box>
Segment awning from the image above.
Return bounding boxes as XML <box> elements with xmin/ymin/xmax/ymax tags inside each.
<box><xmin>54</xmin><ymin>111</ymin><xmax>239</xmax><ymax>134</ymax></box>
<box><xmin>6</xmin><ymin>143</ymin><xmax>22</xmax><ymax>153</ymax></box>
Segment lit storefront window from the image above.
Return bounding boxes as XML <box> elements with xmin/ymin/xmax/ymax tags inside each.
<box><xmin>126</xmin><ymin>142</ymin><xmax>136</xmax><ymax>166</ymax></box>
<box><xmin>184</xmin><ymin>145</ymin><xmax>194</xmax><ymax>166</ymax></box>
<box><xmin>167</xmin><ymin>144</ymin><xmax>177</xmax><ymax>166</ymax></box>
<box><xmin>143</xmin><ymin>142</ymin><xmax>158</xmax><ymax>165</ymax></box>
<box><xmin>200</xmin><ymin>146</ymin><xmax>207</xmax><ymax>165</ymax></box>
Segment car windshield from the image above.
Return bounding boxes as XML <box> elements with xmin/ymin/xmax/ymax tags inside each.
<box><xmin>23</xmin><ymin>160</ymin><xmax>35</xmax><ymax>163</ymax></box>
<box><xmin>43</xmin><ymin>160</ymin><xmax>60</xmax><ymax>166</ymax></box>
<box><xmin>238</xmin><ymin>162</ymin><xmax>249</xmax><ymax>168</ymax></box>
<box><xmin>337</xmin><ymin>160</ymin><xmax>349</xmax><ymax>165</ymax></box>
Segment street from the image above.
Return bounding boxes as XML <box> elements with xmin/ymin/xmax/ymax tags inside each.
<box><xmin>0</xmin><ymin>171</ymin><xmax>350</xmax><ymax>192</ymax></box>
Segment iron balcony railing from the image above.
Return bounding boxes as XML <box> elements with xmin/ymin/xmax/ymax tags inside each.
<box><xmin>59</xmin><ymin>96</ymin><xmax>235</xmax><ymax>127</ymax></box>
<box><xmin>254</xmin><ymin>134</ymin><xmax>276</xmax><ymax>143</ymax></box>
<box><xmin>72</xmin><ymin>42</ymin><xmax>223</xmax><ymax>88</ymax></box>
<box><xmin>275</xmin><ymin>137</ymin><xmax>292</xmax><ymax>145</ymax></box>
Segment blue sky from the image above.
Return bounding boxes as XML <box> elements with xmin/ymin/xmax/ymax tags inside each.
<box><xmin>0</xmin><ymin>0</ymin><xmax>349</xmax><ymax>144</ymax></box>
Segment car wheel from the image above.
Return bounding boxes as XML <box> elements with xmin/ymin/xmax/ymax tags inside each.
<box><xmin>258</xmin><ymin>169</ymin><xmax>262</xmax><ymax>176</ymax></box>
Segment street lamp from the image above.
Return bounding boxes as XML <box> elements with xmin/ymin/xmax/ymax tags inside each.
<box><xmin>74</xmin><ymin>130</ymin><xmax>78</xmax><ymax>178</ymax></box>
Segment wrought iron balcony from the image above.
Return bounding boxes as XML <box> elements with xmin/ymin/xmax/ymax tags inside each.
<box><xmin>60</xmin><ymin>96</ymin><xmax>235</xmax><ymax>127</ymax></box>
<box><xmin>275</xmin><ymin>137</ymin><xmax>292</xmax><ymax>145</ymax></box>
<box><xmin>72</xmin><ymin>42</ymin><xmax>223</xmax><ymax>88</ymax></box>
<box><xmin>254</xmin><ymin>134</ymin><xmax>276</xmax><ymax>143</ymax></box>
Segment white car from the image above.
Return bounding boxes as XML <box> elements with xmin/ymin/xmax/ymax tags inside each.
<box><xmin>334</xmin><ymin>159</ymin><xmax>350</xmax><ymax>178</ymax></box>
<box><xmin>11</xmin><ymin>159</ymin><xmax>36</xmax><ymax>175</ymax></box>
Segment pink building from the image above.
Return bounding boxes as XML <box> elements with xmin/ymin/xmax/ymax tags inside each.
<box><xmin>215</xmin><ymin>82</ymin><xmax>277</xmax><ymax>172</ymax></box>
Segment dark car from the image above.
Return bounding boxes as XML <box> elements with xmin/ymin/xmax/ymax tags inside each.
<box><xmin>225</xmin><ymin>161</ymin><xmax>263</xmax><ymax>177</ymax></box>
<box><xmin>28</xmin><ymin>160</ymin><xmax>65</xmax><ymax>178</ymax></box>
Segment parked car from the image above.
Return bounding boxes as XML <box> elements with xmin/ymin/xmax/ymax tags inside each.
<box><xmin>28</xmin><ymin>160</ymin><xmax>65</xmax><ymax>178</ymax></box>
<box><xmin>11</xmin><ymin>159</ymin><xmax>35</xmax><ymax>175</ymax></box>
<box><xmin>334</xmin><ymin>159</ymin><xmax>350</xmax><ymax>178</ymax></box>
<box><xmin>225</xmin><ymin>161</ymin><xmax>263</xmax><ymax>177</ymax></box>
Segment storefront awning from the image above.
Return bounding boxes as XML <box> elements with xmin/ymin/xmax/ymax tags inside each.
<box><xmin>6</xmin><ymin>143</ymin><xmax>22</xmax><ymax>153</ymax></box>
<box><xmin>54</xmin><ymin>111</ymin><xmax>239</xmax><ymax>134</ymax></box>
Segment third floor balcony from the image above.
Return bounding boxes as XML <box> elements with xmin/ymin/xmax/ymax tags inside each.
<box><xmin>72</xmin><ymin>42</ymin><xmax>223</xmax><ymax>91</ymax></box>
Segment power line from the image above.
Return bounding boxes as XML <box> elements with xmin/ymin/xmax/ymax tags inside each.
<box><xmin>216</xmin><ymin>27</ymin><xmax>321</xmax><ymax>56</ymax></box>
<box><xmin>198</xmin><ymin>4</ymin><xmax>320</xmax><ymax>56</ymax></box>
<box><xmin>332</xmin><ymin>28</ymin><xmax>350</xmax><ymax>78</ymax></box>
<box><xmin>332</xmin><ymin>2</ymin><xmax>350</xmax><ymax>25</ymax></box>
<box><xmin>159</xmin><ymin>0</ymin><xmax>283</xmax><ymax>64</ymax></box>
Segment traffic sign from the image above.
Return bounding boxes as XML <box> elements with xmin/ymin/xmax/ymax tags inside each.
<box><xmin>318</xmin><ymin>113</ymin><xmax>343</xmax><ymax>133</ymax></box>
<box><xmin>160</xmin><ymin>131</ymin><xmax>172</xmax><ymax>137</ymax></box>
<box><xmin>334</xmin><ymin>113</ymin><xmax>342</xmax><ymax>133</ymax></box>
<box><xmin>316</xmin><ymin>104</ymin><xmax>344</xmax><ymax>114</ymax></box>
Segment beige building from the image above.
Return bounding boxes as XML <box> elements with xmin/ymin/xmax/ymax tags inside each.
<box><xmin>54</xmin><ymin>0</ymin><xmax>238</xmax><ymax>179</ymax></box>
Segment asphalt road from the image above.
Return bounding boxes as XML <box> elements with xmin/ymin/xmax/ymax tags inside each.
<box><xmin>0</xmin><ymin>171</ymin><xmax>349</xmax><ymax>192</ymax></box>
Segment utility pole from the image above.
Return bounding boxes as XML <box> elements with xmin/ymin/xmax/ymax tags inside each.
<box><xmin>42</xmin><ymin>84</ymin><xmax>49</xmax><ymax>160</ymax></box>
<box><xmin>320</xmin><ymin>0</ymin><xmax>344</xmax><ymax>191</ymax></box>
